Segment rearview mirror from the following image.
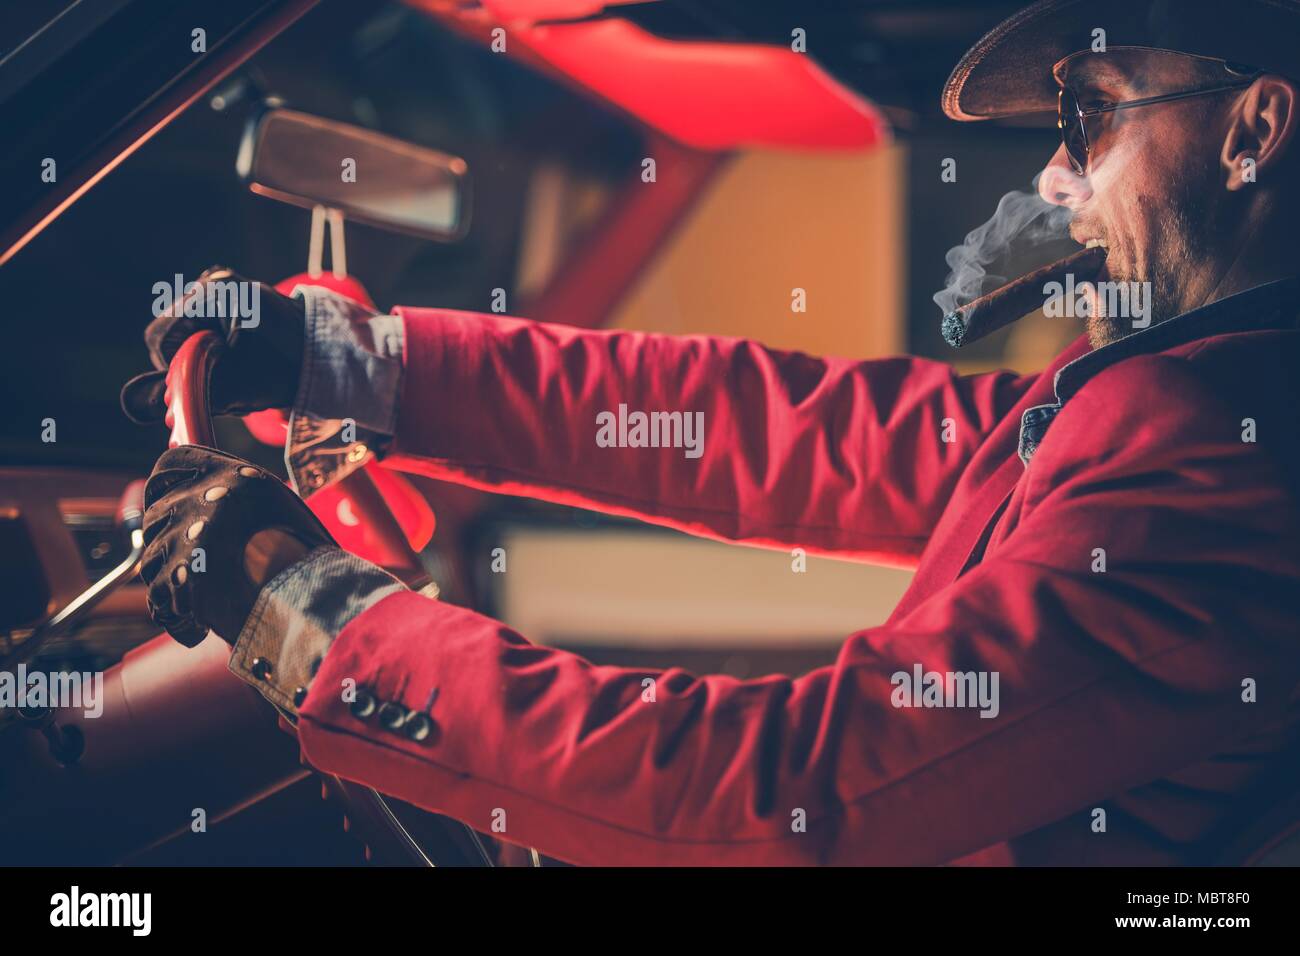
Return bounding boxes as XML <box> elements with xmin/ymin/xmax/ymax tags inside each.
<box><xmin>237</xmin><ymin>107</ymin><xmax>470</xmax><ymax>241</ymax></box>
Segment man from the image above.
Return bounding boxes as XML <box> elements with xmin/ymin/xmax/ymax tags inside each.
<box><xmin>123</xmin><ymin>0</ymin><xmax>1300</xmax><ymax>865</ymax></box>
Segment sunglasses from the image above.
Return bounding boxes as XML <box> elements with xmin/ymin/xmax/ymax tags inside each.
<box><xmin>1056</xmin><ymin>58</ymin><xmax>1261</xmax><ymax>176</ymax></box>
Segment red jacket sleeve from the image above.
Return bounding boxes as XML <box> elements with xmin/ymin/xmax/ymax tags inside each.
<box><xmin>384</xmin><ymin>308</ymin><xmax>1033</xmax><ymax>565</ymax></box>
<box><xmin>296</xmin><ymin>354</ymin><xmax>1300</xmax><ymax>865</ymax></box>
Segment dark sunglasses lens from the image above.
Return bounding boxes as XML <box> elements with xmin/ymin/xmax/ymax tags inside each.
<box><xmin>1058</xmin><ymin>88</ymin><xmax>1088</xmax><ymax>175</ymax></box>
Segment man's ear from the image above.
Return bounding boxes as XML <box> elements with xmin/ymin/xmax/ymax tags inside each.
<box><xmin>1221</xmin><ymin>75</ymin><xmax>1299</xmax><ymax>191</ymax></box>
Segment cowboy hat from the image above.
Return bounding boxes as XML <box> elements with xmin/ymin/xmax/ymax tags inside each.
<box><xmin>942</xmin><ymin>0</ymin><xmax>1300</xmax><ymax>120</ymax></box>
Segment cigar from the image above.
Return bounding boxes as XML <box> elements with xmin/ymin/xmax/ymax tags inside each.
<box><xmin>941</xmin><ymin>246</ymin><xmax>1107</xmax><ymax>348</ymax></box>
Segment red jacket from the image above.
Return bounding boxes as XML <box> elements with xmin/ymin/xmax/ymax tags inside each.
<box><xmin>295</xmin><ymin>279</ymin><xmax>1300</xmax><ymax>865</ymax></box>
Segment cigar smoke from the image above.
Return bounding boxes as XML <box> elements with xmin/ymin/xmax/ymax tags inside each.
<box><xmin>931</xmin><ymin>174</ymin><xmax>1073</xmax><ymax>316</ymax></box>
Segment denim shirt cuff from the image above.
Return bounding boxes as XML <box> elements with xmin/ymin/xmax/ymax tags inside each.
<box><xmin>229</xmin><ymin>545</ymin><xmax>407</xmax><ymax>716</ymax></box>
<box><xmin>285</xmin><ymin>285</ymin><xmax>405</xmax><ymax>497</ymax></box>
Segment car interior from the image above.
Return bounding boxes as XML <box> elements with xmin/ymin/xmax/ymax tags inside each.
<box><xmin>4</xmin><ymin>0</ymin><xmax>1296</xmax><ymax>867</ymax></box>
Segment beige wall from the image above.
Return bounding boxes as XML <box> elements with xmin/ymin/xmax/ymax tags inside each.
<box><xmin>611</xmin><ymin>145</ymin><xmax>906</xmax><ymax>360</ymax></box>
<box><xmin>498</xmin><ymin>529</ymin><xmax>914</xmax><ymax>649</ymax></box>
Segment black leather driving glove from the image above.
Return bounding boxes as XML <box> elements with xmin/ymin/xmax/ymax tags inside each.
<box><xmin>141</xmin><ymin>445</ymin><xmax>338</xmax><ymax>646</ymax></box>
<box><xmin>121</xmin><ymin>266</ymin><xmax>306</xmax><ymax>424</ymax></box>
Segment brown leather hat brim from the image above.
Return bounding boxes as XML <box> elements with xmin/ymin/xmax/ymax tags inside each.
<box><xmin>942</xmin><ymin>0</ymin><xmax>1300</xmax><ymax>121</ymax></box>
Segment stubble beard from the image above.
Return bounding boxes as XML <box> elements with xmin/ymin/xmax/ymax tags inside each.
<box><xmin>1085</xmin><ymin>166</ymin><xmax>1215</xmax><ymax>350</ymax></box>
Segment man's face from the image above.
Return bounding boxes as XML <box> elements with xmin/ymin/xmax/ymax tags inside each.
<box><xmin>1038</xmin><ymin>50</ymin><xmax>1235</xmax><ymax>347</ymax></box>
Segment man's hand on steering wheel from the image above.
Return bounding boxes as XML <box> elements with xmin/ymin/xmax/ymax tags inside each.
<box><xmin>120</xmin><ymin>266</ymin><xmax>306</xmax><ymax>424</ymax></box>
<box><xmin>141</xmin><ymin>445</ymin><xmax>339</xmax><ymax>647</ymax></box>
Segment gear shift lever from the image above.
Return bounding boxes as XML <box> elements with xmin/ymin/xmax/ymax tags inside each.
<box><xmin>0</xmin><ymin>480</ymin><xmax>147</xmax><ymax>670</ymax></box>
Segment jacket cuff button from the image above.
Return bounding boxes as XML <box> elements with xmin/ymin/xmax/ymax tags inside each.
<box><xmin>378</xmin><ymin>701</ymin><xmax>406</xmax><ymax>732</ymax></box>
<box><xmin>403</xmin><ymin>712</ymin><xmax>435</xmax><ymax>743</ymax></box>
<box><xmin>293</xmin><ymin>686</ymin><xmax>309</xmax><ymax>708</ymax></box>
<box><xmin>349</xmin><ymin>690</ymin><xmax>377</xmax><ymax>720</ymax></box>
<box><xmin>250</xmin><ymin>658</ymin><xmax>273</xmax><ymax>681</ymax></box>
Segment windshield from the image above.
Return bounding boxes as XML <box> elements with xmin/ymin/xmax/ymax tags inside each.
<box><xmin>1</xmin><ymin>2</ymin><xmax>82</xmax><ymax>62</ymax></box>
<box><xmin>0</xmin><ymin>0</ymin><xmax>640</xmax><ymax>471</ymax></box>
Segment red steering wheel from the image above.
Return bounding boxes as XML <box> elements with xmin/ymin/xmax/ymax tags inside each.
<box><xmin>163</xmin><ymin>330</ymin><xmax>224</xmax><ymax>448</ymax></box>
<box><xmin>162</xmin><ymin>329</ymin><xmax>433</xmax><ymax>585</ymax></box>
<box><xmin>160</xmin><ymin>329</ymin><xmax>504</xmax><ymax>866</ymax></box>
